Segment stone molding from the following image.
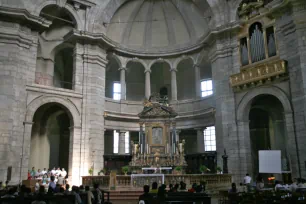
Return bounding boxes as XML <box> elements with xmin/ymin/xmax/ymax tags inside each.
<box><xmin>0</xmin><ymin>7</ymin><xmax>51</xmax><ymax>30</ymax></box>
<box><xmin>26</xmin><ymin>84</ymin><xmax>83</xmax><ymax>99</ymax></box>
<box><xmin>0</xmin><ymin>27</ymin><xmax>37</xmax><ymax>49</ymax></box>
<box><xmin>236</xmin><ymin>85</ymin><xmax>292</xmax><ymax>122</ymax></box>
<box><xmin>26</xmin><ymin>95</ymin><xmax>81</xmax><ymax>127</ymax></box>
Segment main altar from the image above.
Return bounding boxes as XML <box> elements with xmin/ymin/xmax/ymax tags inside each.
<box><xmin>129</xmin><ymin>94</ymin><xmax>187</xmax><ymax>170</ymax></box>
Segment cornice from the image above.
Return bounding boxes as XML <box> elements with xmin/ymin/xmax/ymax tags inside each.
<box><xmin>0</xmin><ymin>7</ymin><xmax>51</xmax><ymax>30</ymax></box>
<box><xmin>26</xmin><ymin>84</ymin><xmax>83</xmax><ymax>99</ymax></box>
<box><xmin>64</xmin><ymin>23</ymin><xmax>241</xmax><ymax>58</ymax></box>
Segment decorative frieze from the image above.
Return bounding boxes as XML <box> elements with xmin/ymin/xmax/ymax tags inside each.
<box><xmin>230</xmin><ymin>59</ymin><xmax>287</xmax><ymax>91</ymax></box>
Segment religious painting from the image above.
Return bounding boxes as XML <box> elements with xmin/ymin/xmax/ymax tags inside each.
<box><xmin>150</xmin><ymin>146</ymin><xmax>165</xmax><ymax>154</ymax></box>
<box><xmin>152</xmin><ymin>127</ymin><xmax>163</xmax><ymax>145</ymax></box>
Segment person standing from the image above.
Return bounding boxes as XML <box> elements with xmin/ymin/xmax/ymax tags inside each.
<box><xmin>48</xmin><ymin>176</ymin><xmax>56</xmax><ymax>191</ymax></box>
<box><xmin>92</xmin><ymin>183</ymin><xmax>103</xmax><ymax>204</ymax></box>
<box><xmin>243</xmin><ymin>173</ymin><xmax>252</xmax><ymax>192</ymax></box>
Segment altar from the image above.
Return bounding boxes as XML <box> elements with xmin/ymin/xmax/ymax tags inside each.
<box><xmin>129</xmin><ymin>93</ymin><xmax>187</xmax><ymax>169</ymax></box>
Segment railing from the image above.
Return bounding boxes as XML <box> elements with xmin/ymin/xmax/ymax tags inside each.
<box><xmin>230</xmin><ymin>59</ymin><xmax>287</xmax><ymax>91</ymax></box>
<box><xmin>82</xmin><ymin>174</ymin><xmax>232</xmax><ymax>189</ymax></box>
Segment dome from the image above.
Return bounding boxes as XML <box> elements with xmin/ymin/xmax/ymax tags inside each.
<box><xmin>106</xmin><ymin>0</ymin><xmax>211</xmax><ymax>53</ymax></box>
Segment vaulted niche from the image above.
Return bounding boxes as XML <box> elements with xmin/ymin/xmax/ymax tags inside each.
<box><xmin>126</xmin><ymin>61</ymin><xmax>145</xmax><ymax>101</ymax></box>
<box><xmin>177</xmin><ymin>58</ymin><xmax>195</xmax><ymax>100</ymax></box>
<box><xmin>150</xmin><ymin>62</ymin><xmax>171</xmax><ymax>99</ymax></box>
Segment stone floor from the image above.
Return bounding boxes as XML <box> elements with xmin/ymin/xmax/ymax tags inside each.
<box><xmin>112</xmin><ymin>198</ymin><xmax>219</xmax><ymax>204</ymax></box>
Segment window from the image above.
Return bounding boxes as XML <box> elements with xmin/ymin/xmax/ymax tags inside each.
<box><xmin>113</xmin><ymin>130</ymin><xmax>119</xmax><ymax>153</ymax></box>
<box><xmin>204</xmin><ymin>126</ymin><xmax>216</xmax><ymax>151</ymax></box>
<box><xmin>113</xmin><ymin>82</ymin><xmax>121</xmax><ymax>100</ymax></box>
<box><xmin>201</xmin><ymin>80</ymin><xmax>213</xmax><ymax>97</ymax></box>
<box><xmin>113</xmin><ymin>130</ymin><xmax>130</xmax><ymax>154</ymax></box>
<box><xmin>125</xmin><ymin>132</ymin><xmax>130</xmax><ymax>154</ymax></box>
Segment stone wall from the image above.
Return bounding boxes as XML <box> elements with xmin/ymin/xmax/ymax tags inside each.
<box><xmin>0</xmin><ymin>21</ymin><xmax>38</xmax><ymax>183</ymax></box>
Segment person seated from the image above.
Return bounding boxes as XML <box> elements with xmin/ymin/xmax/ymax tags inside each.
<box><xmin>54</xmin><ymin>187</ymin><xmax>65</xmax><ymax>195</ymax></box>
<box><xmin>150</xmin><ymin>182</ymin><xmax>158</xmax><ymax>193</ymax></box>
<box><xmin>64</xmin><ymin>184</ymin><xmax>70</xmax><ymax>194</ymax></box>
<box><xmin>172</xmin><ymin>184</ymin><xmax>179</xmax><ymax>193</ymax></box>
<box><xmin>31</xmin><ymin>193</ymin><xmax>46</xmax><ymax>204</ymax></box>
<box><xmin>275</xmin><ymin>180</ymin><xmax>285</xmax><ymax>191</ymax></box>
<box><xmin>48</xmin><ymin>176</ymin><xmax>56</xmax><ymax>191</ymax></box>
<box><xmin>195</xmin><ymin>185</ymin><xmax>203</xmax><ymax>193</ymax></box>
<box><xmin>297</xmin><ymin>178</ymin><xmax>306</xmax><ymax>188</ymax></box>
<box><xmin>1</xmin><ymin>188</ymin><xmax>16</xmax><ymax>198</ymax></box>
<box><xmin>156</xmin><ymin>186</ymin><xmax>167</xmax><ymax>204</ymax></box>
<box><xmin>85</xmin><ymin>185</ymin><xmax>94</xmax><ymax>204</ymax></box>
<box><xmin>256</xmin><ymin>175</ymin><xmax>264</xmax><ymax>191</ymax></box>
<box><xmin>289</xmin><ymin>179</ymin><xmax>298</xmax><ymax>192</ymax></box>
<box><xmin>178</xmin><ymin>182</ymin><xmax>187</xmax><ymax>192</ymax></box>
<box><xmin>168</xmin><ymin>184</ymin><xmax>173</xmax><ymax>192</ymax></box>
<box><xmin>139</xmin><ymin>185</ymin><xmax>154</xmax><ymax>204</ymax></box>
<box><xmin>229</xmin><ymin>183</ymin><xmax>238</xmax><ymax>193</ymax></box>
<box><xmin>188</xmin><ymin>183</ymin><xmax>197</xmax><ymax>193</ymax></box>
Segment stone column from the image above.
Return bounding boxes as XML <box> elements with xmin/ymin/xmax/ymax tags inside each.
<box><xmin>118</xmin><ymin>131</ymin><xmax>126</xmax><ymax>154</ymax></box>
<box><xmin>196</xmin><ymin>128</ymin><xmax>205</xmax><ymax>153</ymax></box>
<box><xmin>68</xmin><ymin>126</ymin><xmax>82</xmax><ymax>186</ymax></box>
<box><xmin>194</xmin><ymin>64</ymin><xmax>201</xmax><ymax>99</ymax></box>
<box><xmin>19</xmin><ymin>122</ymin><xmax>34</xmax><ymax>183</ymax></box>
<box><xmin>119</xmin><ymin>67</ymin><xmax>127</xmax><ymax>100</ymax></box>
<box><xmin>145</xmin><ymin>70</ymin><xmax>151</xmax><ymax>99</ymax></box>
<box><xmin>170</xmin><ymin>68</ymin><xmax>177</xmax><ymax>101</ymax></box>
<box><xmin>76</xmin><ymin>43</ymin><xmax>107</xmax><ymax>177</ymax></box>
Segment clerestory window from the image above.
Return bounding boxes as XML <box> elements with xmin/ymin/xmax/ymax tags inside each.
<box><xmin>201</xmin><ymin>79</ymin><xmax>213</xmax><ymax>97</ymax></box>
<box><xmin>113</xmin><ymin>82</ymin><xmax>121</xmax><ymax>100</ymax></box>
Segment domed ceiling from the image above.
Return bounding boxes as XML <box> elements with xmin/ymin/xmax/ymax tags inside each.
<box><xmin>106</xmin><ymin>0</ymin><xmax>211</xmax><ymax>53</ymax></box>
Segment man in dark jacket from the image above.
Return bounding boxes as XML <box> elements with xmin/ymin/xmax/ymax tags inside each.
<box><xmin>139</xmin><ymin>185</ymin><xmax>154</xmax><ymax>204</ymax></box>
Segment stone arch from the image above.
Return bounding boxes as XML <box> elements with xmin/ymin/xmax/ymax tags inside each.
<box><xmin>126</xmin><ymin>58</ymin><xmax>148</xmax><ymax>71</ymax></box>
<box><xmin>26</xmin><ymin>95</ymin><xmax>81</xmax><ymax>127</ymax></box>
<box><xmin>173</xmin><ymin>56</ymin><xmax>195</xmax><ymax>69</ymax></box>
<box><xmin>33</xmin><ymin>0</ymin><xmax>83</xmax><ymax>30</ymax></box>
<box><xmin>148</xmin><ymin>58</ymin><xmax>172</xmax><ymax>70</ymax></box>
<box><xmin>237</xmin><ymin>86</ymin><xmax>292</xmax><ymax>122</ymax></box>
<box><xmin>107</xmin><ymin>54</ymin><xmax>123</xmax><ymax>68</ymax></box>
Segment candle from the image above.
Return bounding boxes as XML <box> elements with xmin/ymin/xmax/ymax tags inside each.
<box><xmin>141</xmin><ymin>144</ymin><xmax>143</xmax><ymax>154</ymax></box>
<box><xmin>147</xmin><ymin>144</ymin><xmax>149</xmax><ymax>154</ymax></box>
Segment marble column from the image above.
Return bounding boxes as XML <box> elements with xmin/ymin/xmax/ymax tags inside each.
<box><xmin>170</xmin><ymin>68</ymin><xmax>177</xmax><ymax>101</ymax></box>
<box><xmin>118</xmin><ymin>131</ymin><xmax>126</xmax><ymax>154</ymax></box>
<box><xmin>119</xmin><ymin>67</ymin><xmax>127</xmax><ymax>100</ymax></box>
<box><xmin>145</xmin><ymin>70</ymin><xmax>151</xmax><ymax>99</ymax></box>
<box><xmin>196</xmin><ymin>128</ymin><xmax>205</xmax><ymax>153</ymax></box>
<box><xmin>194</xmin><ymin>64</ymin><xmax>201</xmax><ymax>98</ymax></box>
<box><xmin>176</xmin><ymin>130</ymin><xmax>181</xmax><ymax>143</ymax></box>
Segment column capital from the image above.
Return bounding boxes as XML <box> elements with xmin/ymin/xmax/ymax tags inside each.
<box><xmin>195</xmin><ymin>127</ymin><xmax>205</xmax><ymax>131</ymax></box>
<box><xmin>170</xmin><ymin>67</ymin><xmax>177</xmax><ymax>72</ymax></box>
<box><xmin>118</xmin><ymin>67</ymin><xmax>127</xmax><ymax>71</ymax></box>
<box><xmin>193</xmin><ymin>64</ymin><xmax>200</xmax><ymax>68</ymax></box>
<box><xmin>119</xmin><ymin>130</ymin><xmax>127</xmax><ymax>134</ymax></box>
<box><xmin>144</xmin><ymin>69</ymin><xmax>151</xmax><ymax>74</ymax></box>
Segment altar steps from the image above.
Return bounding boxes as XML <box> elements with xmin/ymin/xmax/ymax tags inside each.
<box><xmin>104</xmin><ymin>190</ymin><xmax>143</xmax><ymax>201</ymax></box>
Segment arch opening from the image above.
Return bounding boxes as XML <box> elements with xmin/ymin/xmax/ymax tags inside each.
<box><xmin>177</xmin><ymin>58</ymin><xmax>195</xmax><ymax>100</ymax></box>
<box><xmin>126</xmin><ymin>61</ymin><xmax>145</xmax><ymax>101</ymax></box>
<box><xmin>105</xmin><ymin>57</ymin><xmax>121</xmax><ymax>99</ymax></box>
<box><xmin>150</xmin><ymin>62</ymin><xmax>171</xmax><ymax>99</ymax></box>
<box><xmin>29</xmin><ymin>103</ymin><xmax>73</xmax><ymax>174</ymax></box>
<box><xmin>248</xmin><ymin>95</ymin><xmax>288</xmax><ymax>178</ymax></box>
<box><xmin>35</xmin><ymin>5</ymin><xmax>75</xmax><ymax>89</ymax></box>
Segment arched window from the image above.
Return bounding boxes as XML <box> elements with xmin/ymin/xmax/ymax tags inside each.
<box><xmin>249</xmin><ymin>22</ymin><xmax>265</xmax><ymax>63</ymax></box>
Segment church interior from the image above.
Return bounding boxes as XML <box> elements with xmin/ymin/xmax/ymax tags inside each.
<box><xmin>0</xmin><ymin>0</ymin><xmax>306</xmax><ymax>203</ymax></box>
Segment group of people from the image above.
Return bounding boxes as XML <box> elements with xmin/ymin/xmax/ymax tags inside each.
<box><xmin>29</xmin><ymin>167</ymin><xmax>68</xmax><ymax>187</ymax></box>
<box><xmin>139</xmin><ymin>181</ymin><xmax>205</xmax><ymax>204</ymax></box>
<box><xmin>228</xmin><ymin>173</ymin><xmax>306</xmax><ymax>193</ymax></box>
<box><xmin>0</xmin><ymin>183</ymin><xmax>104</xmax><ymax>204</ymax></box>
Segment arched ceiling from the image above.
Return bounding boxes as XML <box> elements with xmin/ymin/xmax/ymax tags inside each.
<box><xmin>105</xmin><ymin>0</ymin><xmax>212</xmax><ymax>53</ymax></box>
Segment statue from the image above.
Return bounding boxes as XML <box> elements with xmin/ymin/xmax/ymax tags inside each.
<box><xmin>222</xmin><ymin>149</ymin><xmax>228</xmax><ymax>174</ymax></box>
<box><xmin>154</xmin><ymin>149</ymin><xmax>161</xmax><ymax>167</ymax></box>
